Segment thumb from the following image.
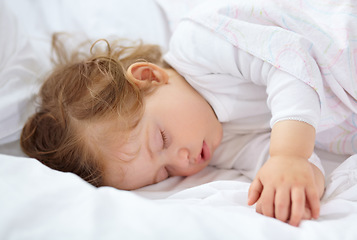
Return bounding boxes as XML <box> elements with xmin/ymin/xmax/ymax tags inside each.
<box><xmin>248</xmin><ymin>178</ymin><xmax>263</xmax><ymax>205</ymax></box>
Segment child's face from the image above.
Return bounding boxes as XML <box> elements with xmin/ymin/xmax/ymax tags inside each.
<box><xmin>100</xmin><ymin>66</ymin><xmax>223</xmax><ymax>190</ymax></box>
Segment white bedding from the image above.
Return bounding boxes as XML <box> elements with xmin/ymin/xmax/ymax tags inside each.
<box><xmin>1</xmin><ymin>0</ymin><xmax>357</xmax><ymax>239</ymax></box>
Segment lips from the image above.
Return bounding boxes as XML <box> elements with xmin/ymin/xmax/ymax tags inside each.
<box><xmin>197</xmin><ymin>141</ymin><xmax>211</xmax><ymax>164</ymax></box>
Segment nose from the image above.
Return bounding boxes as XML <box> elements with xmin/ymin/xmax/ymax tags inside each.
<box><xmin>170</xmin><ymin>147</ymin><xmax>190</xmax><ymax>168</ymax></box>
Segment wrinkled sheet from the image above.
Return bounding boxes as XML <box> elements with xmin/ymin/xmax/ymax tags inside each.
<box><xmin>1</xmin><ymin>0</ymin><xmax>357</xmax><ymax>239</ymax></box>
<box><xmin>0</xmin><ymin>153</ymin><xmax>357</xmax><ymax>239</ymax></box>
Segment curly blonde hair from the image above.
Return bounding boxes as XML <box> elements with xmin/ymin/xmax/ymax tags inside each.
<box><xmin>21</xmin><ymin>34</ymin><xmax>168</xmax><ymax>187</ymax></box>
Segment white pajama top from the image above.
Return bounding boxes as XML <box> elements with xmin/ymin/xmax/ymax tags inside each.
<box><xmin>164</xmin><ymin>20</ymin><xmax>324</xmax><ymax>179</ymax></box>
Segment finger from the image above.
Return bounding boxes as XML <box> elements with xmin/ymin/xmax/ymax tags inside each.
<box><xmin>260</xmin><ymin>187</ymin><xmax>275</xmax><ymax>218</ymax></box>
<box><xmin>274</xmin><ymin>187</ymin><xmax>291</xmax><ymax>223</ymax></box>
<box><xmin>306</xmin><ymin>186</ymin><xmax>320</xmax><ymax>219</ymax></box>
<box><xmin>289</xmin><ymin>187</ymin><xmax>305</xmax><ymax>227</ymax></box>
<box><xmin>256</xmin><ymin>200</ymin><xmax>262</xmax><ymax>214</ymax></box>
<box><xmin>248</xmin><ymin>178</ymin><xmax>263</xmax><ymax>205</ymax></box>
<box><xmin>303</xmin><ymin>206</ymin><xmax>312</xmax><ymax>220</ymax></box>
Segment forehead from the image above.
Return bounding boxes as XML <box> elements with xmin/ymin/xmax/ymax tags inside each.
<box><xmin>93</xmin><ymin>118</ymin><xmax>150</xmax><ymax>189</ymax></box>
<box><xmin>82</xmin><ymin>113</ymin><xmax>139</xmax><ymax>147</ymax></box>
<box><xmin>97</xmin><ymin>117</ymin><xmax>143</xmax><ymax>160</ymax></box>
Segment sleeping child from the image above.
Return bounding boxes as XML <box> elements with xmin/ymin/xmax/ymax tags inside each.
<box><xmin>20</xmin><ymin>0</ymin><xmax>357</xmax><ymax>227</ymax></box>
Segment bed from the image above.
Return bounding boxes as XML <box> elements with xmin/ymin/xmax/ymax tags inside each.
<box><xmin>1</xmin><ymin>0</ymin><xmax>357</xmax><ymax>239</ymax></box>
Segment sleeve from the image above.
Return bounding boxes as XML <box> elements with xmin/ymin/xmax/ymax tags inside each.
<box><xmin>164</xmin><ymin>20</ymin><xmax>321</xmax><ymax>129</ymax></box>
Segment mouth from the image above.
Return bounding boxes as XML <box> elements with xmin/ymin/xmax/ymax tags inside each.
<box><xmin>197</xmin><ymin>141</ymin><xmax>211</xmax><ymax>164</ymax></box>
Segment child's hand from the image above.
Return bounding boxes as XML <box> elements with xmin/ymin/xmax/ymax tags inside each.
<box><xmin>247</xmin><ymin>155</ymin><xmax>322</xmax><ymax>226</ymax></box>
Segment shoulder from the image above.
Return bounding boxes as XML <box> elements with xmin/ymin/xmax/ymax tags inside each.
<box><xmin>166</xmin><ymin>20</ymin><xmax>238</xmax><ymax>75</ymax></box>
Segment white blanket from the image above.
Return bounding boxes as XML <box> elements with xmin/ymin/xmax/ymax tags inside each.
<box><xmin>1</xmin><ymin>153</ymin><xmax>357</xmax><ymax>239</ymax></box>
<box><xmin>1</xmin><ymin>0</ymin><xmax>357</xmax><ymax>239</ymax></box>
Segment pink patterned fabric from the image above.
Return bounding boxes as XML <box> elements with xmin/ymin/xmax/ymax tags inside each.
<box><xmin>182</xmin><ymin>0</ymin><xmax>357</xmax><ymax>154</ymax></box>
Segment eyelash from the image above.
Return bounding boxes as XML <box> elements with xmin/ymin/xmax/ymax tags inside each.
<box><xmin>160</xmin><ymin>130</ymin><xmax>168</xmax><ymax>149</ymax></box>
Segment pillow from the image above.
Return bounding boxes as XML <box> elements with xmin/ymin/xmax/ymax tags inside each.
<box><xmin>0</xmin><ymin>0</ymin><xmax>171</xmax><ymax>149</ymax></box>
<box><xmin>0</xmin><ymin>2</ymin><xmax>43</xmax><ymax>145</ymax></box>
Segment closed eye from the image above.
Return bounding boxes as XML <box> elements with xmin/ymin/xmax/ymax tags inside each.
<box><xmin>160</xmin><ymin>130</ymin><xmax>168</xmax><ymax>149</ymax></box>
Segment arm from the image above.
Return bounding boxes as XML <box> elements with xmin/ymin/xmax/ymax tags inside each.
<box><xmin>248</xmin><ymin>120</ymin><xmax>325</xmax><ymax>226</ymax></box>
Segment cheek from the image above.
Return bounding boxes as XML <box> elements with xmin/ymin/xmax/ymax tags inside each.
<box><xmin>174</xmin><ymin>163</ymin><xmax>208</xmax><ymax>177</ymax></box>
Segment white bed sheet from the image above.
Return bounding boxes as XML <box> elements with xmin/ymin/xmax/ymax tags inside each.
<box><xmin>1</xmin><ymin>153</ymin><xmax>357</xmax><ymax>239</ymax></box>
<box><xmin>1</xmin><ymin>0</ymin><xmax>357</xmax><ymax>239</ymax></box>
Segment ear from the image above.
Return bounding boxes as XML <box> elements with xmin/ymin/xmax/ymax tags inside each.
<box><xmin>126</xmin><ymin>62</ymin><xmax>168</xmax><ymax>89</ymax></box>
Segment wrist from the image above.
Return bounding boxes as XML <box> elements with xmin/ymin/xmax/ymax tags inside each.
<box><xmin>270</xmin><ymin>120</ymin><xmax>316</xmax><ymax>159</ymax></box>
